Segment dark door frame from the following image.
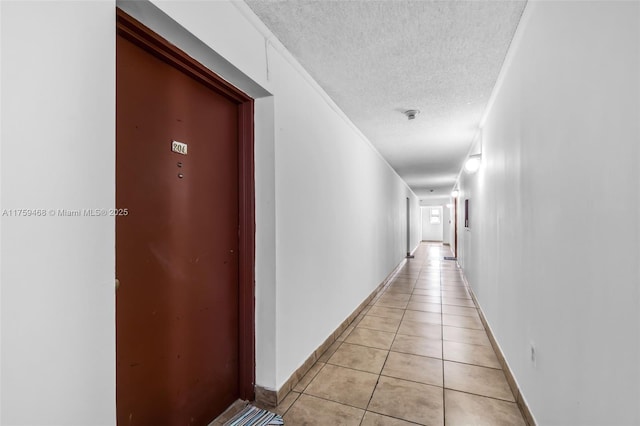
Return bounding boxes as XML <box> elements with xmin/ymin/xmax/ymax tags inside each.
<box><xmin>116</xmin><ymin>8</ymin><xmax>256</xmax><ymax>401</ymax></box>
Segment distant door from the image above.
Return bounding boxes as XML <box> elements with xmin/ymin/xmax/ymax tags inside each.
<box><xmin>421</xmin><ymin>206</ymin><xmax>444</xmax><ymax>241</ymax></box>
<box><xmin>116</xmin><ymin>10</ymin><xmax>254</xmax><ymax>425</ymax></box>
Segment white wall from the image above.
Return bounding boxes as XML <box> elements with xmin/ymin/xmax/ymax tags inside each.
<box><xmin>457</xmin><ymin>2</ymin><xmax>640</xmax><ymax>425</ymax></box>
<box><xmin>1</xmin><ymin>1</ymin><xmax>421</xmax><ymax>422</ymax></box>
<box><xmin>1</xmin><ymin>1</ymin><xmax>116</xmax><ymax>424</ymax></box>
<box><xmin>421</xmin><ymin>206</ymin><xmax>443</xmax><ymax>241</ymax></box>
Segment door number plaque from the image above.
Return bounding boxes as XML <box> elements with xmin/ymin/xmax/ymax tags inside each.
<box><xmin>171</xmin><ymin>140</ymin><xmax>188</xmax><ymax>155</ymax></box>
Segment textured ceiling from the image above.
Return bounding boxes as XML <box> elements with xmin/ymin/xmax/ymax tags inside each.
<box><xmin>245</xmin><ymin>0</ymin><xmax>526</xmax><ymax>200</ymax></box>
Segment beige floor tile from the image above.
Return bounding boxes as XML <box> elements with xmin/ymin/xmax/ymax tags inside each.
<box><xmin>412</xmin><ymin>288</ymin><xmax>441</xmax><ymax>297</ymax></box>
<box><xmin>441</xmin><ymin>287</ymin><xmax>469</xmax><ymax>293</ymax></box>
<box><xmin>379</xmin><ymin>292</ymin><xmax>412</xmax><ymax>301</ymax></box>
<box><xmin>398</xmin><ymin>320</ymin><xmax>442</xmax><ymax>339</ymax></box>
<box><xmin>443</xmin><ymin>326</ymin><xmax>491</xmax><ymax>346</ymax></box>
<box><xmin>418</xmin><ymin>273</ymin><xmax>440</xmax><ymax>279</ymax></box>
<box><xmin>441</xmin><ymin>278</ymin><xmax>461</xmax><ymax>282</ymax></box>
<box><xmin>328</xmin><ymin>342</ymin><xmax>389</xmax><ymax>374</ymax></box>
<box><xmin>444</xmin><ymin>361</ymin><xmax>515</xmax><ymax>401</ymax></box>
<box><xmin>441</xmin><ymin>282</ymin><xmax>465</xmax><ymax>288</ymax></box>
<box><xmin>414</xmin><ymin>282</ymin><xmax>441</xmax><ymax>290</ymax></box>
<box><xmin>357</xmin><ymin>314</ymin><xmax>402</xmax><ymax>333</ymax></box>
<box><xmin>345</xmin><ymin>327</ymin><xmax>396</xmax><ymax>350</ymax></box>
<box><xmin>396</xmin><ymin>272</ymin><xmax>419</xmax><ymax>277</ymax></box>
<box><xmin>318</xmin><ymin>340</ymin><xmax>342</xmax><ymax>363</ymax></box>
<box><xmin>416</xmin><ymin>279</ymin><xmax>440</xmax><ymax>286</ymax></box>
<box><xmin>406</xmin><ymin>302</ymin><xmax>442</xmax><ymax>313</ymax></box>
<box><xmin>388</xmin><ymin>278</ymin><xmax>415</xmax><ymax>285</ymax></box>
<box><xmin>305</xmin><ymin>364</ymin><xmax>378</xmax><ymax>409</ymax></box>
<box><xmin>415</xmin><ymin>276</ymin><xmax>440</xmax><ymax>282</ymax></box>
<box><xmin>384</xmin><ymin>287</ymin><xmax>414</xmax><ymax>295</ymax></box>
<box><xmin>395</xmin><ymin>271</ymin><xmax>420</xmax><ymax>277</ymax></box>
<box><xmin>442</xmin><ymin>304</ymin><xmax>479</xmax><ymax>317</ymax></box>
<box><xmin>392</xmin><ymin>278</ymin><xmax>417</xmax><ymax>284</ymax></box>
<box><xmin>441</xmin><ymin>283</ymin><xmax>464</xmax><ymax>288</ymax></box>
<box><xmin>381</xmin><ymin>351</ymin><xmax>443</xmax><ymax>387</ymax></box>
<box><xmin>440</xmin><ymin>290</ymin><xmax>470</xmax><ymax>299</ymax></box>
<box><xmin>385</xmin><ymin>287</ymin><xmax>415</xmax><ymax>295</ymax></box>
<box><xmin>391</xmin><ymin>334</ymin><xmax>442</xmax><ymax>359</ymax></box>
<box><xmin>273</xmin><ymin>391</ymin><xmax>300</xmax><ymax>416</ymax></box>
<box><xmin>368</xmin><ymin>376</ymin><xmax>444</xmax><ymax>425</ymax></box>
<box><xmin>444</xmin><ymin>389</ymin><xmax>526</xmax><ymax>426</ymax></box>
<box><xmin>293</xmin><ymin>362</ymin><xmax>325</xmax><ymax>392</ymax></box>
<box><xmin>284</xmin><ymin>394</ymin><xmax>364</xmax><ymax>425</ymax></box>
<box><xmin>443</xmin><ymin>340</ymin><xmax>501</xmax><ymax>369</ymax></box>
<box><xmin>402</xmin><ymin>310</ymin><xmax>441</xmax><ymax>325</ymax></box>
<box><xmin>367</xmin><ymin>306</ymin><xmax>405</xmax><ymax>320</ymax></box>
<box><xmin>375</xmin><ymin>299</ymin><xmax>409</xmax><ymax>309</ymax></box>
<box><xmin>361</xmin><ymin>411</ymin><xmax>419</xmax><ymax>426</ymax></box>
<box><xmin>442</xmin><ymin>288</ymin><xmax>466</xmax><ymax>294</ymax></box>
<box><xmin>441</xmin><ymin>297</ymin><xmax>476</xmax><ymax>308</ymax></box>
<box><xmin>409</xmin><ymin>295</ymin><xmax>441</xmax><ymax>304</ymax></box>
<box><xmin>442</xmin><ymin>313</ymin><xmax>483</xmax><ymax>330</ymax></box>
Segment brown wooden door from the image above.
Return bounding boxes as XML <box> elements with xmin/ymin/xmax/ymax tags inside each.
<box><xmin>116</xmin><ymin>14</ymin><xmax>251</xmax><ymax>425</ymax></box>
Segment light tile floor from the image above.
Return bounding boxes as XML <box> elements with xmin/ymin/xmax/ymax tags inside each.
<box><xmin>272</xmin><ymin>243</ymin><xmax>528</xmax><ymax>425</ymax></box>
<box><xmin>274</xmin><ymin>243</ymin><xmax>526</xmax><ymax>426</ymax></box>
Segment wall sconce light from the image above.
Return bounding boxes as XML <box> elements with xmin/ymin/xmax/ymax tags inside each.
<box><xmin>451</xmin><ymin>189</ymin><xmax>460</xmax><ymax>198</ymax></box>
<box><xmin>464</xmin><ymin>154</ymin><xmax>482</xmax><ymax>174</ymax></box>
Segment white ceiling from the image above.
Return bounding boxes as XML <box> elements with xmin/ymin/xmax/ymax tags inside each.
<box><xmin>245</xmin><ymin>0</ymin><xmax>526</xmax><ymax>201</ymax></box>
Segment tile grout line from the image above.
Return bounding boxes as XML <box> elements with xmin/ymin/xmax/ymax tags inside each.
<box><xmin>278</xmin><ymin>391</ymin><xmax>301</xmax><ymax>418</ymax></box>
<box><xmin>359</xmin><ymin>274</ymin><xmax>415</xmax><ymax>425</ymax></box>
<box><xmin>293</xmin><ymin>393</ymin><xmax>368</xmax><ymax>416</ymax></box>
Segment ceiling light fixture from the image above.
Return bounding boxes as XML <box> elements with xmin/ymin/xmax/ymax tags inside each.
<box><xmin>403</xmin><ymin>109</ymin><xmax>420</xmax><ymax>120</ymax></box>
<box><xmin>451</xmin><ymin>189</ymin><xmax>460</xmax><ymax>198</ymax></box>
<box><xmin>464</xmin><ymin>154</ymin><xmax>482</xmax><ymax>174</ymax></box>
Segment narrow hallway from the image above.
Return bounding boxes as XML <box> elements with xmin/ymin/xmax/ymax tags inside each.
<box><xmin>272</xmin><ymin>243</ymin><xmax>527</xmax><ymax>425</ymax></box>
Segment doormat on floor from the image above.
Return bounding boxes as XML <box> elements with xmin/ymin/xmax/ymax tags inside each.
<box><xmin>223</xmin><ymin>405</ymin><xmax>284</xmax><ymax>426</ymax></box>
<box><xmin>443</xmin><ymin>256</ymin><xmax>457</xmax><ymax>261</ymax></box>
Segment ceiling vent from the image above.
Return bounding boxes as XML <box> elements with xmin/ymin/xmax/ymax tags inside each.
<box><xmin>403</xmin><ymin>109</ymin><xmax>420</xmax><ymax>120</ymax></box>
